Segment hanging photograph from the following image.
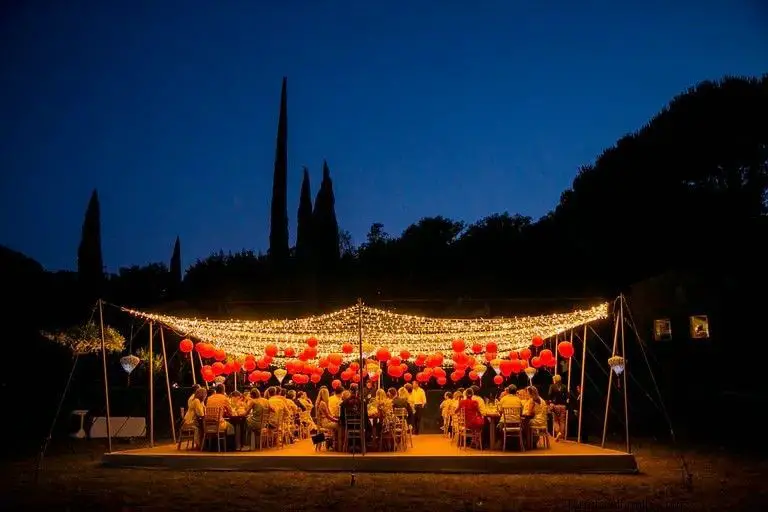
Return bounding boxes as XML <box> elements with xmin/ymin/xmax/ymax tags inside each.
<box><xmin>653</xmin><ymin>319</ymin><xmax>672</xmax><ymax>341</ymax></box>
<box><xmin>689</xmin><ymin>315</ymin><xmax>710</xmax><ymax>339</ymax></box>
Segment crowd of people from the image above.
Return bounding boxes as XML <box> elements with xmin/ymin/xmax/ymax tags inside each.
<box><xmin>180</xmin><ymin>374</ymin><xmax>576</xmax><ymax>451</ymax></box>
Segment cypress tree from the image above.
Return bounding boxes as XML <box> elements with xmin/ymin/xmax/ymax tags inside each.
<box><xmin>169</xmin><ymin>235</ymin><xmax>182</xmax><ymax>296</ymax></box>
<box><xmin>269</xmin><ymin>76</ymin><xmax>289</xmax><ymax>264</ymax></box>
<box><xmin>296</xmin><ymin>166</ymin><xmax>313</xmax><ymax>264</ymax></box>
<box><xmin>312</xmin><ymin>160</ymin><xmax>340</xmax><ymax>267</ymax></box>
<box><xmin>77</xmin><ymin>189</ymin><xmax>104</xmax><ymax>299</ymax></box>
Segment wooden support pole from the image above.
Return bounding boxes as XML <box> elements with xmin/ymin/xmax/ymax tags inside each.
<box><xmin>189</xmin><ymin>347</ymin><xmax>197</xmax><ymax>386</ymax></box>
<box><xmin>149</xmin><ymin>321</ymin><xmax>155</xmax><ymax>448</ymax></box>
<box><xmin>577</xmin><ymin>325</ymin><xmax>587</xmax><ymax>443</ymax></box>
<box><xmin>564</xmin><ymin>328</ymin><xmax>573</xmax><ymax>440</ymax></box>
<box><xmin>159</xmin><ymin>328</ymin><xmax>176</xmax><ymax>445</ymax></box>
<box><xmin>357</xmin><ymin>298</ymin><xmax>366</xmax><ymax>455</ymax></box>
<box><xmin>601</xmin><ymin>302</ymin><xmax>621</xmax><ymax>448</ymax></box>
<box><xmin>98</xmin><ymin>299</ymin><xmax>112</xmax><ymax>453</ymax></box>
<box><xmin>620</xmin><ymin>295</ymin><xmax>631</xmax><ymax>454</ymax></box>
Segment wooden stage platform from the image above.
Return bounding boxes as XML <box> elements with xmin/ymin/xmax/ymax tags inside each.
<box><xmin>102</xmin><ymin>435</ymin><xmax>638</xmax><ymax>474</ymax></box>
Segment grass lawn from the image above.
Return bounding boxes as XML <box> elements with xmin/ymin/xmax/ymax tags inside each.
<box><xmin>1</xmin><ymin>440</ymin><xmax>766</xmax><ymax>511</ymax></box>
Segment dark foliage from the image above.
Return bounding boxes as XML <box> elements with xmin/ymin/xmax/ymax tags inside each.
<box><xmin>269</xmin><ymin>77</ymin><xmax>290</xmax><ymax>264</ymax></box>
<box><xmin>77</xmin><ymin>189</ymin><xmax>104</xmax><ymax>301</ymax></box>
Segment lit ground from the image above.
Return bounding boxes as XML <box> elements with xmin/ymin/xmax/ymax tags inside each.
<box><xmin>2</xmin><ymin>439</ymin><xmax>766</xmax><ymax>511</ymax></box>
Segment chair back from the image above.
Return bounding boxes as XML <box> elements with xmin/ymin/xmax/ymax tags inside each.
<box><xmin>502</xmin><ymin>406</ymin><xmax>522</xmax><ymax>425</ymax></box>
<box><xmin>203</xmin><ymin>406</ymin><xmax>223</xmax><ymax>433</ymax></box>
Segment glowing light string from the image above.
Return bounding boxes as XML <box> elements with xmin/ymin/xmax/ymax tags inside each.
<box><xmin>121</xmin><ymin>303</ymin><xmax>608</xmax><ymax>366</ymax></box>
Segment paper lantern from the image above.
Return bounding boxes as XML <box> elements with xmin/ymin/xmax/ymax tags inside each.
<box><xmin>310</xmin><ymin>373</ymin><xmax>321</xmax><ymax>384</ymax></box>
<box><xmin>493</xmin><ymin>375</ymin><xmax>503</xmax><ymax>386</ymax></box>
<box><xmin>327</xmin><ymin>353</ymin><xmax>343</xmax><ymax>366</ymax></box>
<box><xmin>265</xmin><ymin>344</ymin><xmax>278</xmax><ymax>357</ymax></box>
<box><xmin>283</xmin><ymin>347</ymin><xmax>295</xmax><ymax>357</ymax></box>
<box><xmin>212</xmin><ymin>362</ymin><xmax>225</xmax><ymax>375</ymax></box>
<box><xmin>306</xmin><ymin>337</ymin><xmax>318</xmax><ymax>348</ymax></box>
<box><xmin>519</xmin><ymin>348</ymin><xmax>532</xmax><ymax>360</ymax></box>
<box><xmin>531</xmin><ymin>356</ymin><xmax>542</xmax><ymax>368</ymax></box>
<box><xmin>247</xmin><ymin>371</ymin><xmax>258</xmax><ymax>383</ymax></box>
<box><xmin>274</xmin><ymin>368</ymin><xmax>287</xmax><ymax>384</ymax></box>
<box><xmin>452</xmin><ymin>339</ymin><xmax>466</xmax><ymax>353</ymax></box>
<box><xmin>331</xmin><ymin>379</ymin><xmax>341</xmax><ymax>389</ymax></box>
<box><xmin>120</xmin><ymin>355</ymin><xmax>140</xmax><ymax>374</ymax></box>
<box><xmin>403</xmin><ymin>372</ymin><xmax>413</xmax><ymax>382</ymax></box>
<box><xmin>524</xmin><ymin>367</ymin><xmax>536</xmax><ymax>382</ymax></box>
<box><xmin>437</xmin><ymin>376</ymin><xmax>447</xmax><ymax>386</ymax></box>
<box><xmin>508</xmin><ymin>351</ymin><xmax>518</xmax><ymax>360</ymax></box>
<box><xmin>471</xmin><ymin>342</ymin><xmax>483</xmax><ymax>354</ymax></box>
<box><xmin>214</xmin><ymin>349</ymin><xmax>226</xmax><ymax>362</ymax></box>
<box><xmin>539</xmin><ymin>349</ymin><xmax>554</xmax><ymax>364</ymax></box>
<box><xmin>388</xmin><ymin>356</ymin><xmax>401</xmax><ymax>367</ymax></box>
<box><xmin>558</xmin><ymin>341</ymin><xmax>575</xmax><ymax>359</ymax></box>
<box><xmin>473</xmin><ymin>364</ymin><xmax>486</xmax><ymax>379</ymax></box>
<box><xmin>243</xmin><ymin>359</ymin><xmax>256</xmax><ymax>372</ymax></box>
<box><xmin>468</xmin><ymin>371</ymin><xmax>479</xmax><ymax>380</ymax></box>
<box><xmin>214</xmin><ymin>376</ymin><xmax>225</xmax><ymax>385</ymax></box>
<box><xmin>490</xmin><ymin>358</ymin><xmax>502</xmax><ymax>375</ymax></box>
<box><xmin>608</xmin><ymin>356</ymin><xmax>625</xmax><ymax>375</ymax></box>
<box><xmin>376</xmin><ymin>348</ymin><xmax>391</xmax><ymax>362</ymax></box>
<box><xmin>486</xmin><ymin>341</ymin><xmax>498</xmax><ymax>353</ymax></box>
<box><xmin>532</xmin><ymin>335</ymin><xmax>544</xmax><ymax>347</ymax></box>
<box><xmin>342</xmin><ymin>343</ymin><xmax>354</xmax><ymax>354</ymax></box>
<box><xmin>179</xmin><ymin>339</ymin><xmax>193</xmax><ymax>353</ymax></box>
<box><xmin>399</xmin><ymin>350</ymin><xmax>410</xmax><ymax>360</ymax></box>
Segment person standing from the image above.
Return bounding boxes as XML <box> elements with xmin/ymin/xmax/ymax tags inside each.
<box><xmin>410</xmin><ymin>381</ymin><xmax>427</xmax><ymax>435</ymax></box>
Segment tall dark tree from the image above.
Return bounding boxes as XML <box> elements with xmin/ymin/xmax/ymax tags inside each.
<box><xmin>169</xmin><ymin>235</ymin><xmax>182</xmax><ymax>296</ymax></box>
<box><xmin>296</xmin><ymin>166</ymin><xmax>313</xmax><ymax>264</ymax></box>
<box><xmin>312</xmin><ymin>160</ymin><xmax>340</xmax><ymax>267</ymax></box>
<box><xmin>77</xmin><ymin>189</ymin><xmax>104</xmax><ymax>300</ymax></box>
<box><xmin>269</xmin><ymin>76</ymin><xmax>289</xmax><ymax>264</ymax></box>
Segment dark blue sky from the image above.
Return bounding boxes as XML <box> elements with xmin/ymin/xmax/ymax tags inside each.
<box><xmin>2</xmin><ymin>1</ymin><xmax>766</xmax><ymax>272</ymax></box>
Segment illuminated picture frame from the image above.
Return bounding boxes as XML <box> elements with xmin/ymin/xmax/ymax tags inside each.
<box><xmin>689</xmin><ymin>315</ymin><xmax>710</xmax><ymax>339</ymax></box>
<box><xmin>653</xmin><ymin>319</ymin><xmax>672</xmax><ymax>341</ymax></box>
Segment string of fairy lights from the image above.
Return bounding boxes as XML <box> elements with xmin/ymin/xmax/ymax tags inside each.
<box><xmin>121</xmin><ymin>302</ymin><xmax>609</xmax><ymax>365</ymax></box>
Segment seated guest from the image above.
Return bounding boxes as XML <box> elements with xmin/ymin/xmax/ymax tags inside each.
<box><xmin>205</xmin><ymin>387</ymin><xmax>215</xmax><ymax>404</ymax></box>
<box><xmin>187</xmin><ymin>384</ymin><xmax>201</xmax><ymax>410</ymax></box>
<box><xmin>315</xmin><ymin>387</ymin><xmax>340</xmax><ymax>448</ymax></box>
<box><xmin>341</xmin><ymin>390</ymin><xmax>351</xmax><ymax>402</ymax></box>
<box><xmin>297</xmin><ymin>391</ymin><xmax>313</xmax><ymax>412</ymax></box>
<box><xmin>457</xmin><ymin>388</ymin><xmax>484</xmax><ymax>444</ymax></box>
<box><xmin>439</xmin><ymin>392</ymin><xmax>453</xmax><ymax>431</ymax></box>
<box><xmin>285</xmin><ymin>390</ymin><xmax>299</xmax><ymax>416</ymax></box>
<box><xmin>340</xmin><ymin>383</ymin><xmax>367</xmax><ymax>426</ymax></box>
<box><xmin>329</xmin><ymin>387</ymin><xmax>343</xmax><ymax>419</ymax></box>
<box><xmin>470</xmin><ymin>385</ymin><xmax>486</xmax><ymax>414</ymax></box>
<box><xmin>525</xmin><ymin>386</ymin><xmax>549</xmax><ymax>444</ymax></box>
<box><xmin>499</xmin><ymin>385</ymin><xmax>523</xmax><ymax>424</ymax></box>
<box><xmin>182</xmin><ymin>387</ymin><xmax>207</xmax><ymax>446</ymax></box>
<box><xmin>245</xmin><ymin>388</ymin><xmax>269</xmax><ymax>432</ymax></box>
<box><xmin>266</xmin><ymin>387</ymin><xmax>286</xmax><ymax>429</ymax></box>
<box><xmin>205</xmin><ymin>384</ymin><xmax>234</xmax><ymax>435</ymax></box>
<box><xmin>392</xmin><ymin>387</ymin><xmax>413</xmax><ymax>424</ymax></box>
<box><xmin>229</xmin><ymin>390</ymin><xmax>246</xmax><ymax>415</ymax></box>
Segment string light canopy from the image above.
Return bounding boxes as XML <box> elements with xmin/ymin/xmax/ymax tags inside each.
<box><xmin>122</xmin><ymin>302</ymin><xmax>608</xmax><ymax>365</ymax></box>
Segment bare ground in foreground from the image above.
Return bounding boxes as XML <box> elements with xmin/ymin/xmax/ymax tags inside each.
<box><xmin>1</xmin><ymin>440</ymin><xmax>766</xmax><ymax>511</ymax></box>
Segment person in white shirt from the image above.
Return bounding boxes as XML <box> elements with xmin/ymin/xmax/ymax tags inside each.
<box><xmin>328</xmin><ymin>387</ymin><xmax>343</xmax><ymax>418</ymax></box>
<box><xmin>409</xmin><ymin>381</ymin><xmax>427</xmax><ymax>434</ymax></box>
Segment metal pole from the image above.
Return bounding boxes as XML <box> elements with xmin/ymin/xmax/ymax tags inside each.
<box><xmin>197</xmin><ymin>352</ymin><xmax>208</xmax><ymax>388</ymax></box>
<box><xmin>564</xmin><ymin>329</ymin><xmax>573</xmax><ymax>440</ymax></box>
<box><xmin>620</xmin><ymin>295</ymin><xmax>631</xmax><ymax>454</ymax></box>
<box><xmin>149</xmin><ymin>321</ymin><xmax>155</xmax><ymax>447</ymax></box>
<box><xmin>159</xmin><ymin>328</ymin><xmax>176</xmax><ymax>445</ymax></box>
<box><xmin>98</xmin><ymin>299</ymin><xmax>113</xmax><ymax>453</ymax></box>
<box><xmin>577</xmin><ymin>325</ymin><xmax>587</xmax><ymax>443</ymax></box>
<box><xmin>601</xmin><ymin>301</ymin><xmax>621</xmax><ymax>448</ymax></box>
<box><xmin>189</xmin><ymin>349</ymin><xmax>197</xmax><ymax>386</ymax></box>
<box><xmin>357</xmin><ymin>298</ymin><xmax>366</xmax><ymax>455</ymax></box>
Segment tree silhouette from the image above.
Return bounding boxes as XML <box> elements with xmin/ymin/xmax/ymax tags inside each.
<box><xmin>169</xmin><ymin>236</ymin><xmax>182</xmax><ymax>297</ymax></box>
<box><xmin>296</xmin><ymin>166</ymin><xmax>313</xmax><ymax>265</ymax></box>
<box><xmin>77</xmin><ymin>189</ymin><xmax>104</xmax><ymax>301</ymax></box>
<box><xmin>312</xmin><ymin>161</ymin><xmax>340</xmax><ymax>266</ymax></box>
<box><xmin>269</xmin><ymin>77</ymin><xmax>289</xmax><ymax>264</ymax></box>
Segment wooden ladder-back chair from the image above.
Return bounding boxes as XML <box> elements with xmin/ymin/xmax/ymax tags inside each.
<box><xmin>392</xmin><ymin>408</ymin><xmax>409</xmax><ymax>451</ymax></box>
<box><xmin>201</xmin><ymin>406</ymin><xmax>226</xmax><ymax>452</ymax></box>
<box><xmin>343</xmin><ymin>416</ymin><xmax>365</xmax><ymax>454</ymax></box>
<box><xmin>501</xmin><ymin>406</ymin><xmax>525</xmax><ymax>452</ymax></box>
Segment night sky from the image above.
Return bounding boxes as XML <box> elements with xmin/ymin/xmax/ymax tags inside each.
<box><xmin>2</xmin><ymin>1</ymin><xmax>766</xmax><ymax>272</ymax></box>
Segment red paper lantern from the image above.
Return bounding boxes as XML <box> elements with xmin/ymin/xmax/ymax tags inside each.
<box><xmin>403</xmin><ymin>372</ymin><xmax>413</xmax><ymax>382</ymax></box>
<box><xmin>511</xmin><ymin>359</ymin><xmax>523</xmax><ymax>374</ymax></box>
<box><xmin>452</xmin><ymin>339</ymin><xmax>466</xmax><ymax>353</ymax></box>
<box><xmin>327</xmin><ymin>363</ymin><xmax>340</xmax><ymax>375</ymax></box>
<box><xmin>539</xmin><ymin>349</ymin><xmax>554</xmax><ymax>364</ymax></box>
<box><xmin>264</xmin><ymin>344</ymin><xmax>278</xmax><ymax>357</ymax></box>
<box><xmin>331</xmin><ymin>379</ymin><xmax>342</xmax><ymax>389</ymax></box>
<box><xmin>342</xmin><ymin>343</ymin><xmax>354</xmax><ymax>354</ymax></box>
<box><xmin>212</xmin><ymin>362</ymin><xmax>225</xmax><ymax>375</ymax></box>
<box><xmin>243</xmin><ymin>359</ymin><xmax>256</xmax><ymax>372</ymax></box>
<box><xmin>486</xmin><ymin>341</ymin><xmax>498</xmax><ymax>353</ymax></box>
<box><xmin>500</xmin><ymin>360</ymin><xmax>514</xmax><ymax>377</ymax></box>
<box><xmin>399</xmin><ymin>350</ymin><xmax>410</xmax><ymax>360</ymax></box>
<box><xmin>247</xmin><ymin>371</ymin><xmax>259</xmax><ymax>383</ymax></box>
<box><xmin>179</xmin><ymin>339</ymin><xmax>194</xmax><ymax>353</ymax></box>
<box><xmin>557</xmin><ymin>341</ymin><xmax>575</xmax><ymax>359</ymax></box>
<box><xmin>519</xmin><ymin>348</ymin><xmax>532</xmax><ymax>360</ymax></box>
<box><xmin>532</xmin><ymin>335</ymin><xmax>544</xmax><ymax>347</ymax></box>
<box><xmin>471</xmin><ymin>343</ymin><xmax>483</xmax><ymax>354</ymax></box>
<box><xmin>509</xmin><ymin>351</ymin><xmax>519</xmax><ymax>360</ymax></box>
<box><xmin>201</xmin><ymin>344</ymin><xmax>215</xmax><ymax>359</ymax></box>
<box><xmin>306</xmin><ymin>337</ymin><xmax>318</xmax><ymax>348</ymax></box>
<box><xmin>437</xmin><ymin>376</ymin><xmax>447</xmax><ymax>386</ymax></box>
<box><xmin>376</xmin><ymin>348</ymin><xmax>391</xmax><ymax>362</ymax></box>
<box><xmin>283</xmin><ymin>347</ymin><xmax>295</xmax><ymax>357</ymax></box>
<box><xmin>310</xmin><ymin>373</ymin><xmax>321</xmax><ymax>384</ymax></box>
<box><xmin>214</xmin><ymin>349</ymin><xmax>226</xmax><ymax>362</ymax></box>
<box><xmin>389</xmin><ymin>356</ymin><xmax>401</xmax><ymax>367</ymax></box>
<box><xmin>485</xmin><ymin>351</ymin><xmax>497</xmax><ymax>362</ymax></box>
<box><xmin>433</xmin><ymin>367</ymin><xmax>446</xmax><ymax>379</ymax></box>
<box><xmin>531</xmin><ymin>356</ymin><xmax>542</xmax><ymax>368</ymax></box>
<box><xmin>469</xmin><ymin>370</ymin><xmax>479</xmax><ymax>380</ymax></box>
<box><xmin>327</xmin><ymin>353</ymin><xmax>343</xmax><ymax>366</ymax></box>
<box><xmin>493</xmin><ymin>375</ymin><xmax>503</xmax><ymax>385</ymax></box>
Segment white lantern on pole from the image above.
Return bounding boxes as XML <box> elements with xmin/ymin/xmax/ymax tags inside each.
<box><xmin>490</xmin><ymin>359</ymin><xmax>502</xmax><ymax>375</ymax></box>
<box><xmin>608</xmin><ymin>356</ymin><xmax>625</xmax><ymax>375</ymax></box>
<box><xmin>120</xmin><ymin>355</ymin><xmax>140</xmax><ymax>374</ymax></box>
<box><xmin>473</xmin><ymin>364</ymin><xmax>486</xmax><ymax>379</ymax></box>
<box><xmin>274</xmin><ymin>368</ymin><xmax>287</xmax><ymax>384</ymax></box>
<box><xmin>524</xmin><ymin>366</ymin><xmax>536</xmax><ymax>383</ymax></box>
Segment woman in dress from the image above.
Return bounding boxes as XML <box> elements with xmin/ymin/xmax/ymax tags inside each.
<box><xmin>315</xmin><ymin>387</ymin><xmax>340</xmax><ymax>449</ymax></box>
<box><xmin>182</xmin><ymin>387</ymin><xmax>207</xmax><ymax>447</ymax></box>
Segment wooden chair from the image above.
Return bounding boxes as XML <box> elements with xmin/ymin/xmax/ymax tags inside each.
<box><xmin>343</xmin><ymin>416</ymin><xmax>365</xmax><ymax>454</ymax></box>
<box><xmin>455</xmin><ymin>409</ymin><xmax>482</xmax><ymax>450</ymax></box>
<box><xmin>530</xmin><ymin>424</ymin><xmax>550</xmax><ymax>449</ymax></box>
<box><xmin>200</xmin><ymin>406</ymin><xmax>226</xmax><ymax>452</ymax></box>
<box><xmin>501</xmin><ymin>406</ymin><xmax>525</xmax><ymax>452</ymax></box>
<box><xmin>392</xmin><ymin>408</ymin><xmax>409</xmax><ymax>451</ymax></box>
